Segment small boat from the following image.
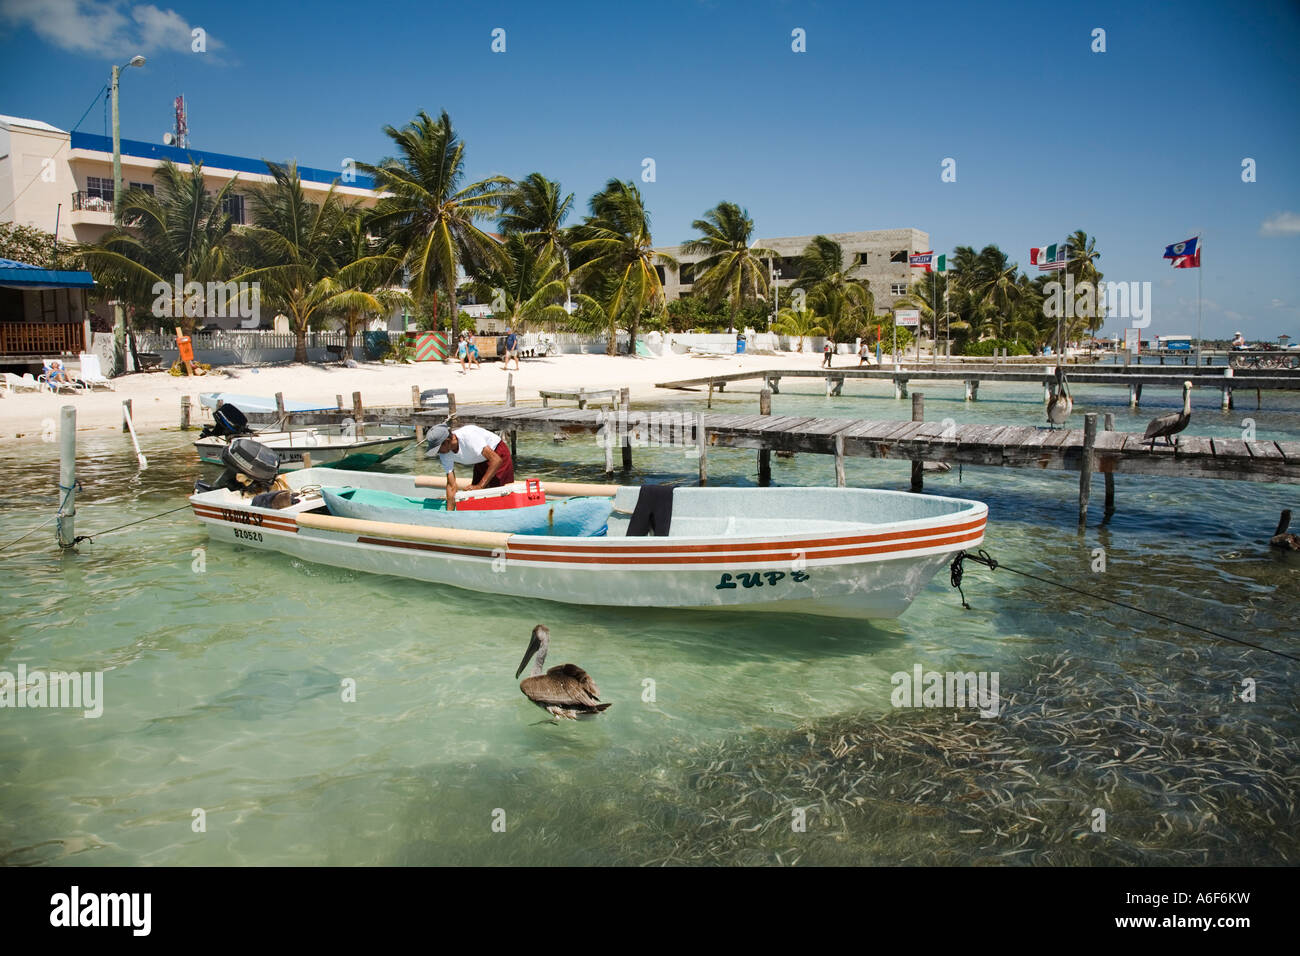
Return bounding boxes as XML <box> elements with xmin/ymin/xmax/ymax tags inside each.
<box><xmin>199</xmin><ymin>392</ymin><xmax>338</xmax><ymax>413</ymax></box>
<box><xmin>193</xmin><ymin>403</ymin><xmax>416</xmax><ymax>471</ymax></box>
<box><xmin>194</xmin><ymin>424</ymin><xmax>417</xmax><ymax>471</ymax></box>
<box><xmin>320</xmin><ymin>485</ymin><xmax>614</xmax><ymax>536</ymax></box>
<box><xmin>189</xmin><ymin>452</ymin><xmax>989</xmax><ymax>620</ymax></box>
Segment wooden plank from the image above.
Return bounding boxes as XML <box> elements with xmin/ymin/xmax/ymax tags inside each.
<box><xmin>1246</xmin><ymin>441</ymin><xmax>1283</xmax><ymax>459</ymax></box>
<box><xmin>799</xmin><ymin>418</ymin><xmax>855</xmax><ymax>436</ymax></box>
<box><xmin>1092</xmin><ymin>431</ymin><xmax>1129</xmax><ymax>452</ymax></box>
<box><xmin>840</xmin><ymin>419</ymin><xmax>910</xmax><ymax>440</ymax></box>
<box><xmin>1211</xmin><ymin>437</ymin><xmax>1251</xmax><ymax>458</ymax></box>
<box><xmin>1175</xmin><ymin>436</ymin><xmax>1214</xmax><ymax>457</ymax></box>
<box><xmin>1276</xmin><ymin>441</ymin><xmax>1300</xmax><ymax>461</ymax></box>
<box><xmin>754</xmin><ymin>416</ymin><xmax>817</xmax><ymax>434</ymax></box>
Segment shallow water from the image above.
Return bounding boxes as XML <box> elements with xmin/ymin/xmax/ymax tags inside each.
<box><xmin>1</xmin><ymin>377</ymin><xmax>1296</xmax><ymax>865</ymax></box>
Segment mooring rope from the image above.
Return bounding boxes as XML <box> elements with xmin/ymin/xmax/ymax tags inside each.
<box><xmin>950</xmin><ymin>549</ymin><xmax>1300</xmax><ymax>663</ymax></box>
<box><xmin>66</xmin><ymin>504</ymin><xmax>192</xmax><ymax>547</ymax></box>
<box><xmin>1</xmin><ymin>481</ymin><xmax>80</xmax><ymax>552</ymax></box>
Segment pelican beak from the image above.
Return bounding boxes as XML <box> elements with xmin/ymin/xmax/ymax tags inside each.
<box><xmin>515</xmin><ymin>634</ymin><xmax>541</xmax><ymax>679</ymax></box>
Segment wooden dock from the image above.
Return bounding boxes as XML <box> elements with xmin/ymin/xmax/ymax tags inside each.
<box><xmin>657</xmin><ymin>366</ymin><xmax>1300</xmax><ymax>409</ymax></box>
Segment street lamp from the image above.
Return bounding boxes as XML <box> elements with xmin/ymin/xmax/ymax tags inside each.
<box><xmin>110</xmin><ymin>54</ymin><xmax>146</xmax><ymax>375</ymax></box>
<box><xmin>770</xmin><ymin>262</ymin><xmax>781</xmax><ymax>330</ymax></box>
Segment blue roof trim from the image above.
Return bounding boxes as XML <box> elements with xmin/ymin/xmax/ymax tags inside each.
<box><xmin>0</xmin><ymin>259</ymin><xmax>95</xmax><ymax>288</ymax></box>
<box><xmin>69</xmin><ymin>131</ymin><xmax>376</xmax><ymax>190</ymax></box>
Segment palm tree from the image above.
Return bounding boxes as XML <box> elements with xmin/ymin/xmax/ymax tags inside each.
<box><xmin>79</xmin><ymin>160</ymin><xmax>238</xmax><ymax>332</ymax></box>
<box><xmin>971</xmin><ymin>246</ymin><xmax>1024</xmax><ymax>341</ymax></box>
<box><xmin>894</xmin><ymin>270</ymin><xmax>952</xmax><ymax>349</ymax></box>
<box><xmin>794</xmin><ymin>236</ymin><xmax>874</xmax><ymax>340</ymax></box>
<box><xmin>499</xmin><ymin>173</ymin><xmax>573</xmax><ymax>265</ymax></box>
<box><xmin>467</xmin><ymin>233</ymin><xmax>570</xmax><ymax>332</ymax></box>
<box><xmin>1065</xmin><ymin>229</ymin><xmax>1104</xmax><ymax>346</ymax></box>
<box><xmin>238</xmin><ymin>163</ymin><xmax>388</xmax><ymax>362</ymax></box>
<box><xmin>679</xmin><ymin>202</ymin><xmax>774</xmax><ymax>334</ymax></box>
<box><xmin>359</xmin><ymin>110</ymin><xmax>511</xmax><ymax>340</ymax></box>
<box><xmin>569</xmin><ymin>179</ymin><xmax>671</xmax><ymax>354</ymax></box>
<box><xmin>337</xmin><ymin>215</ymin><xmax>409</xmax><ymax>359</ymax></box>
<box><xmin>772</xmin><ymin>306</ymin><xmax>826</xmax><ymax>352</ymax></box>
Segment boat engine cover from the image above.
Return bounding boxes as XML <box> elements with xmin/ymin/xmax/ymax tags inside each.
<box><xmin>222</xmin><ymin>438</ymin><xmax>279</xmax><ymax>484</ymax></box>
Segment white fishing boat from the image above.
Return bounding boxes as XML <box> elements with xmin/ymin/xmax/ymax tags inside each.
<box><xmin>194</xmin><ymin>423</ymin><xmax>417</xmax><ymax>471</ymax></box>
<box><xmin>192</xmin><ymin>402</ymin><xmax>416</xmax><ymax>471</ymax></box>
<box><xmin>189</xmin><ymin>447</ymin><xmax>988</xmax><ymax>619</ymax></box>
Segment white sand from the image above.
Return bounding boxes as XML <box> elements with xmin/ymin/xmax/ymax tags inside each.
<box><xmin>0</xmin><ymin>350</ymin><xmax>845</xmax><ymax>442</ymax></box>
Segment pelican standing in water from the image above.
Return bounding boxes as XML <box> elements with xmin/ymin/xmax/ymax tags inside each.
<box><xmin>1271</xmin><ymin>509</ymin><xmax>1300</xmax><ymax>551</ymax></box>
<box><xmin>515</xmin><ymin>625</ymin><xmax>611</xmax><ymax>720</ymax></box>
<box><xmin>1143</xmin><ymin>380</ymin><xmax>1193</xmax><ymax>449</ymax></box>
<box><xmin>1046</xmin><ymin>368</ymin><xmax>1073</xmax><ymax>429</ymax></box>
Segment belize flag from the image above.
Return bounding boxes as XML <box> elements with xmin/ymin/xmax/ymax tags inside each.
<box><xmin>909</xmin><ymin>251</ymin><xmax>934</xmax><ymax>271</ymax></box>
<box><xmin>1172</xmin><ymin>251</ymin><xmax>1201</xmax><ymax>269</ymax></box>
<box><xmin>1164</xmin><ymin>237</ymin><xmax>1199</xmax><ymax>259</ymax></box>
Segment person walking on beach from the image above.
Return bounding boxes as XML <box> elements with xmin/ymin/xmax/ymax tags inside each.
<box><xmin>466</xmin><ymin>331</ymin><xmax>481</xmax><ymax>369</ymax></box>
<box><xmin>823</xmin><ymin>339</ymin><xmax>833</xmax><ymax>368</ymax></box>
<box><xmin>858</xmin><ymin>341</ymin><xmax>871</xmax><ymax>366</ymax></box>
<box><xmin>503</xmin><ymin>327</ymin><xmax>520</xmax><ymax>370</ymax></box>
<box><xmin>425</xmin><ymin>423</ymin><xmax>515</xmax><ymax>511</ymax></box>
<box><xmin>457</xmin><ymin>333</ymin><xmax>470</xmax><ymax>373</ymax></box>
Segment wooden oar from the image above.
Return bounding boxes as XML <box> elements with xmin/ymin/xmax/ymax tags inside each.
<box><xmin>296</xmin><ymin>511</ymin><xmax>512</xmax><ymax>549</ymax></box>
<box><xmin>413</xmin><ymin>475</ymin><xmax>625</xmax><ymax>498</ymax></box>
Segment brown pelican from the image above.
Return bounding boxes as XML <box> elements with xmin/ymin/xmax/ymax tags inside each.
<box><xmin>515</xmin><ymin>625</ymin><xmax>611</xmax><ymax>719</ymax></box>
<box><xmin>1271</xmin><ymin>510</ymin><xmax>1300</xmax><ymax>551</ymax></box>
<box><xmin>1143</xmin><ymin>381</ymin><xmax>1193</xmax><ymax>448</ymax></box>
<box><xmin>1046</xmin><ymin>371</ymin><xmax>1073</xmax><ymax>429</ymax></box>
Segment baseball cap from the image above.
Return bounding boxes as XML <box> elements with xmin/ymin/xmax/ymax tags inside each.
<box><xmin>424</xmin><ymin>424</ymin><xmax>450</xmax><ymax>457</ymax></box>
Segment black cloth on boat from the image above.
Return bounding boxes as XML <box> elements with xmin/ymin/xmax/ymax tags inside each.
<box><xmin>627</xmin><ymin>485</ymin><xmax>673</xmax><ymax>537</ymax></box>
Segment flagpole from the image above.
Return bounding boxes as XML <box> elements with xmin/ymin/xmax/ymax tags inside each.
<box><xmin>1196</xmin><ymin>233</ymin><xmax>1203</xmax><ymax>367</ymax></box>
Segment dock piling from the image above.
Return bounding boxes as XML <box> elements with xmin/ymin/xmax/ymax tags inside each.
<box><xmin>507</xmin><ymin>373</ymin><xmax>518</xmax><ymax>459</ymax></box>
<box><xmin>180</xmin><ymin>395</ymin><xmax>191</xmax><ymax>430</ymax></box>
<box><xmin>1079</xmin><ymin>413</ymin><xmax>1098</xmax><ymax>527</ymax></box>
<box><xmin>57</xmin><ymin>405</ymin><xmax>76</xmax><ymax>550</ymax></box>
<box><xmin>910</xmin><ymin>393</ymin><xmax>924</xmax><ymax>492</ymax></box>
<box><xmin>275</xmin><ymin>392</ymin><xmax>286</xmax><ymax>419</ymax></box>
<box><xmin>758</xmin><ymin>387</ymin><xmax>772</xmax><ymax>486</ymax></box>
<box><xmin>834</xmin><ymin>433</ymin><xmax>846</xmax><ymax>487</ymax></box>
<box><xmin>336</xmin><ymin>394</ymin><xmax>345</xmax><ymax>411</ymax></box>
<box><xmin>352</xmin><ymin>391</ymin><xmax>363</xmax><ymax>420</ymax></box>
<box><xmin>698</xmin><ymin>425</ymin><xmax>709</xmax><ymax>486</ymax></box>
<box><xmin>1103</xmin><ymin>412</ymin><xmax>1115</xmax><ymax>515</ymax></box>
<box><xmin>121</xmin><ymin>398</ymin><xmax>132</xmax><ymax>432</ymax></box>
<box><xmin>965</xmin><ymin>380</ymin><xmax>979</xmax><ymax>401</ymax></box>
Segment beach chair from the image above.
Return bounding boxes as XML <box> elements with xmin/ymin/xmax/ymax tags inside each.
<box><xmin>3</xmin><ymin>372</ymin><xmax>42</xmax><ymax>394</ymax></box>
<box><xmin>77</xmin><ymin>353</ymin><xmax>116</xmax><ymax>390</ymax></box>
<box><xmin>40</xmin><ymin>360</ymin><xmax>84</xmax><ymax>394</ymax></box>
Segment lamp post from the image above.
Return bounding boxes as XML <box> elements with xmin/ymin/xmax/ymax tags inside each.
<box><xmin>770</xmin><ymin>263</ymin><xmax>781</xmax><ymax>330</ymax></box>
<box><xmin>110</xmin><ymin>54</ymin><xmax>146</xmax><ymax>376</ymax></box>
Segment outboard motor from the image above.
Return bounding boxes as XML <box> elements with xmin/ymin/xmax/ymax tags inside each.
<box><xmin>198</xmin><ymin>403</ymin><xmax>252</xmax><ymax>440</ymax></box>
<box><xmin>194</xmin><ymin>437</ymin><xmax>281</xmax><ymax>494</ymax></box>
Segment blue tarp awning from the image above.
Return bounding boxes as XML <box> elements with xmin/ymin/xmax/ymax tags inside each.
<box><xmin>0</xmin><ymin>258</ymin><xmax>96</xmax><ymax>290</ymax></box>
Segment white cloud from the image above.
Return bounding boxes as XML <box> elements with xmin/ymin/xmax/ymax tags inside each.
<box><xmin>1260</xmin><ymin>211</ymin><xmax>1300</xmax><ymax>237</ymax></box>
<box><xmin>0</xmin><ymin>0</ymin><xmax>222</xmax><ymax>57</ymax></box>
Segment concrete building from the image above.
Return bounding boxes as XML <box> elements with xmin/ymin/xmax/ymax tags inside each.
<box><xmin>0</xmin><ymin>113</ymin><xmax>379</xmax><ymax>248</ymax></box>
<box><xmin>654</xmin><ymin>227</ymin><xmax>930</xmax><ymax>315</ymax></box>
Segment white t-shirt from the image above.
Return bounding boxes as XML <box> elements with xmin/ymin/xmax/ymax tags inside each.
<box><xmin>438</xmin><ymin>424</ymin><xmax>502</xmax><ymax>473</ymax></box>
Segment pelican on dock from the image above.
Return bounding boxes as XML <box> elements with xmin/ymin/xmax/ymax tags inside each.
<box><xmin>1271</xmin><ymin>509</ymin><xmax>1300</xmax><ymax>551</ymax></box>
<box><xmin>1046</xmin><ymin>371</ymin><xmax>1073</xmax><ymax>429</ymax></box>
<box><xmin>1143</xmin><ymin>380</ymin><xmax>1193</xmax><ymax>448</ymax></box>
<box><xmin>515</xmin><ymin>625</ymin><xmax>611</xmax><ymax>719</ymax></box>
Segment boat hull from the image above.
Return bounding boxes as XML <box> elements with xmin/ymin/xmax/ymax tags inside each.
<box><xmin>195</xmin><ymin>428</ymin><xmax>415</xmax><ymax>471</ymax></box>
<box><xmin>190</xmin><ymin>471</ymin><xmax>987</xmax><ymax>620</ymax></box>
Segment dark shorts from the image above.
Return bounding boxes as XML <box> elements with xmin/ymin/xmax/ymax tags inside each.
<box><xmin>472</xmin><ymin>441</ymin><xmax>515</xmax><ymax>486</ymax></box>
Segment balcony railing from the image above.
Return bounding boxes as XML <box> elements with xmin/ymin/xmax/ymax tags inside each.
<box><xmin>0</xmin><ymin>321</ymin><xmax>86</xmax><ymax>356</ymax></box>
<box><xmin>71</xmin><ymin>191</ymin><xmax>113</xmax><ymax>213</ymax></box>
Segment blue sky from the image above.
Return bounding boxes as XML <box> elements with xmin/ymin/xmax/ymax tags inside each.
<box><xmin>2</xmin><ymin>0</ymin><xmax>1298</xmax><ymax>339</ymax></box>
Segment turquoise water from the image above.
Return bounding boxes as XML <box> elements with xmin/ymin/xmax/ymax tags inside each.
<box><xmin>1</xmin><ymin>377</ymin><xmax>1296</xmax><ymax>866</ymax></box>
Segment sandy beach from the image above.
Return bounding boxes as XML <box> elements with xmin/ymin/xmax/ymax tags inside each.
<box><xmin>0</xmin><ymin>350</ymin><xmax>843</xmax><ymax>441</ymax></box>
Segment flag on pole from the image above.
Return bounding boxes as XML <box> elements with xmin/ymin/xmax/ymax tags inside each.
<box><xmin>1032</xmin><ymin>244</ymin><xmax>1067</xmax><ymax>271</ymax></box>
<box><xmin>909</xmin><ymin>251</ymin><xmax>934</xmax><ymax>272</ymax></box>
<box><xmin>935</xmin><ymin>254</ymin><xmax>946</xmax><ymax>273</ymax></box>
<box><xmin>1171</xmin><ymin>251</ymin><xmax>1201</xmax><ymax>268</ymax></box>
<box><xmin>1163</xmin><ymin>237</ymin><xmax>1199</xmax><ymax>259</ymax></box>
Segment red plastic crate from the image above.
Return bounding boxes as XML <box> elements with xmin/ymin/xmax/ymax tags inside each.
<box><xmin>456</xmin><ymin>479</ymin><xmax>545</xmax><ymax>511</ymax></box>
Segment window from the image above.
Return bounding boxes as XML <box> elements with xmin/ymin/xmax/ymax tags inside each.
<box><xmin>85</xmin><ymin>176</ymin><xmax>114</xmax><ymax>202</ymax></box>
<box><xmin>890</xmin><ymin>283</ymin><xmax>907</xmax><ymax>296</ymax></box>
<box><xmin>855</xmin><ymin>252</ymin><xmax>869</xmax><ymax>265</ymax></box>
<box><xmin>654</xmin><ymin>265</ymin><xmax>665</xmax><ymax>284</ymax></box>
<box><xmin>889</xmin><ymin>250</ymin><xmax>908</xmax><ymax>263</ymax></box>
<box><xmin>222</xmin><ymin>194</ymin><xmax>246</xmax><ymax>225</ymax></box>
<box><xmin>129</xmin><ymin>181</ymin><xmax>155</xmax><ymax>194</ymax></box>
<box><xmin>678</xmin><ymin>263</ymin><xmax>695</xmax><ymax>285</ymax></box>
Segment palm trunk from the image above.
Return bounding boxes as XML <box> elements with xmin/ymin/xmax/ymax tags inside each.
<box><xmin>294</xmin><ymin>323</ymin><xmax>308</xmax><ymax>364</ymax></box>
<box><xmin>446</xmin><ymin>276</ymin><xmax>459</xmax><ymax>341</ymax></box>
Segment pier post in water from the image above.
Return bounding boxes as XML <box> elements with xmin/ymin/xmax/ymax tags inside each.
<box><xmin>336</xmin><ymin>394</ymin><xmax>345</xmax><ymax>411</ymax></box>
<box><xmin>1103</xmin><ymin>412</ymin><xmax>1115</xmax><ymax>515</ymax></box>
<box><xmin>894</xmin><ymin>377</ymin><xmax>908</xmax><ymax>400</ymax></box>
<box><xmin>1129</xmin><ymin>383</ymin><xmax>1142</xmax><ymax>408</ymax></box>
<box><xmin>352</xmin><ymin>391</ymin><xmax>364</xmax><ymax>420</ymax></box>
<box><xmin>275</xmin><ymin>392</ymin><xmax>286</xmax><ymax>419</ymax></box>
<box><xmin>121</xmin><ymin>398</ymin><xmax>132</xmax><ymax>432</ymax></box>
<box><xmin>834</xmin><ymin>433</ymin><xmax>846</xmax><ymax>487</ymax></box>
<box><xmin>506</xmin><ymin>374</ymin><xmax>518</xmax><ymax>459</ymax></box>
<box><xmin>57</xmin><ymin>405</ymin><xmax>76</xmax><ymax>550</ymax></box>
<box><xmin>698</xmin><ymin>425</ymin><xmax>709</xmax><ymax>486</ymax></box>
<box><xmin>910</xmin><ymin>392</ymin><xmax>924</xmax><ymax>492</ymax></box>
<box><xmin>965</xmin><ymin>380</ymin><xmax>979</xmax><ymax>401</ymax></box>
<box><xmin>411</xmin><ymin>385</ymin><xmax>420</xmax><ymax>409</ymax></box>
<box><xmin>758</xmin><ymin>387</ymin><xmax>772</xmax><ymax>486</ymax></box>
<box><xmin>180</xmin><ymin>395</ymin><xmax>191</xmax><ymax>430</ymax></box>
<box><xmin>1079</xmin><ymin>412</ymin><xmax>1098</xmax><ymax>527</ymax></box>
